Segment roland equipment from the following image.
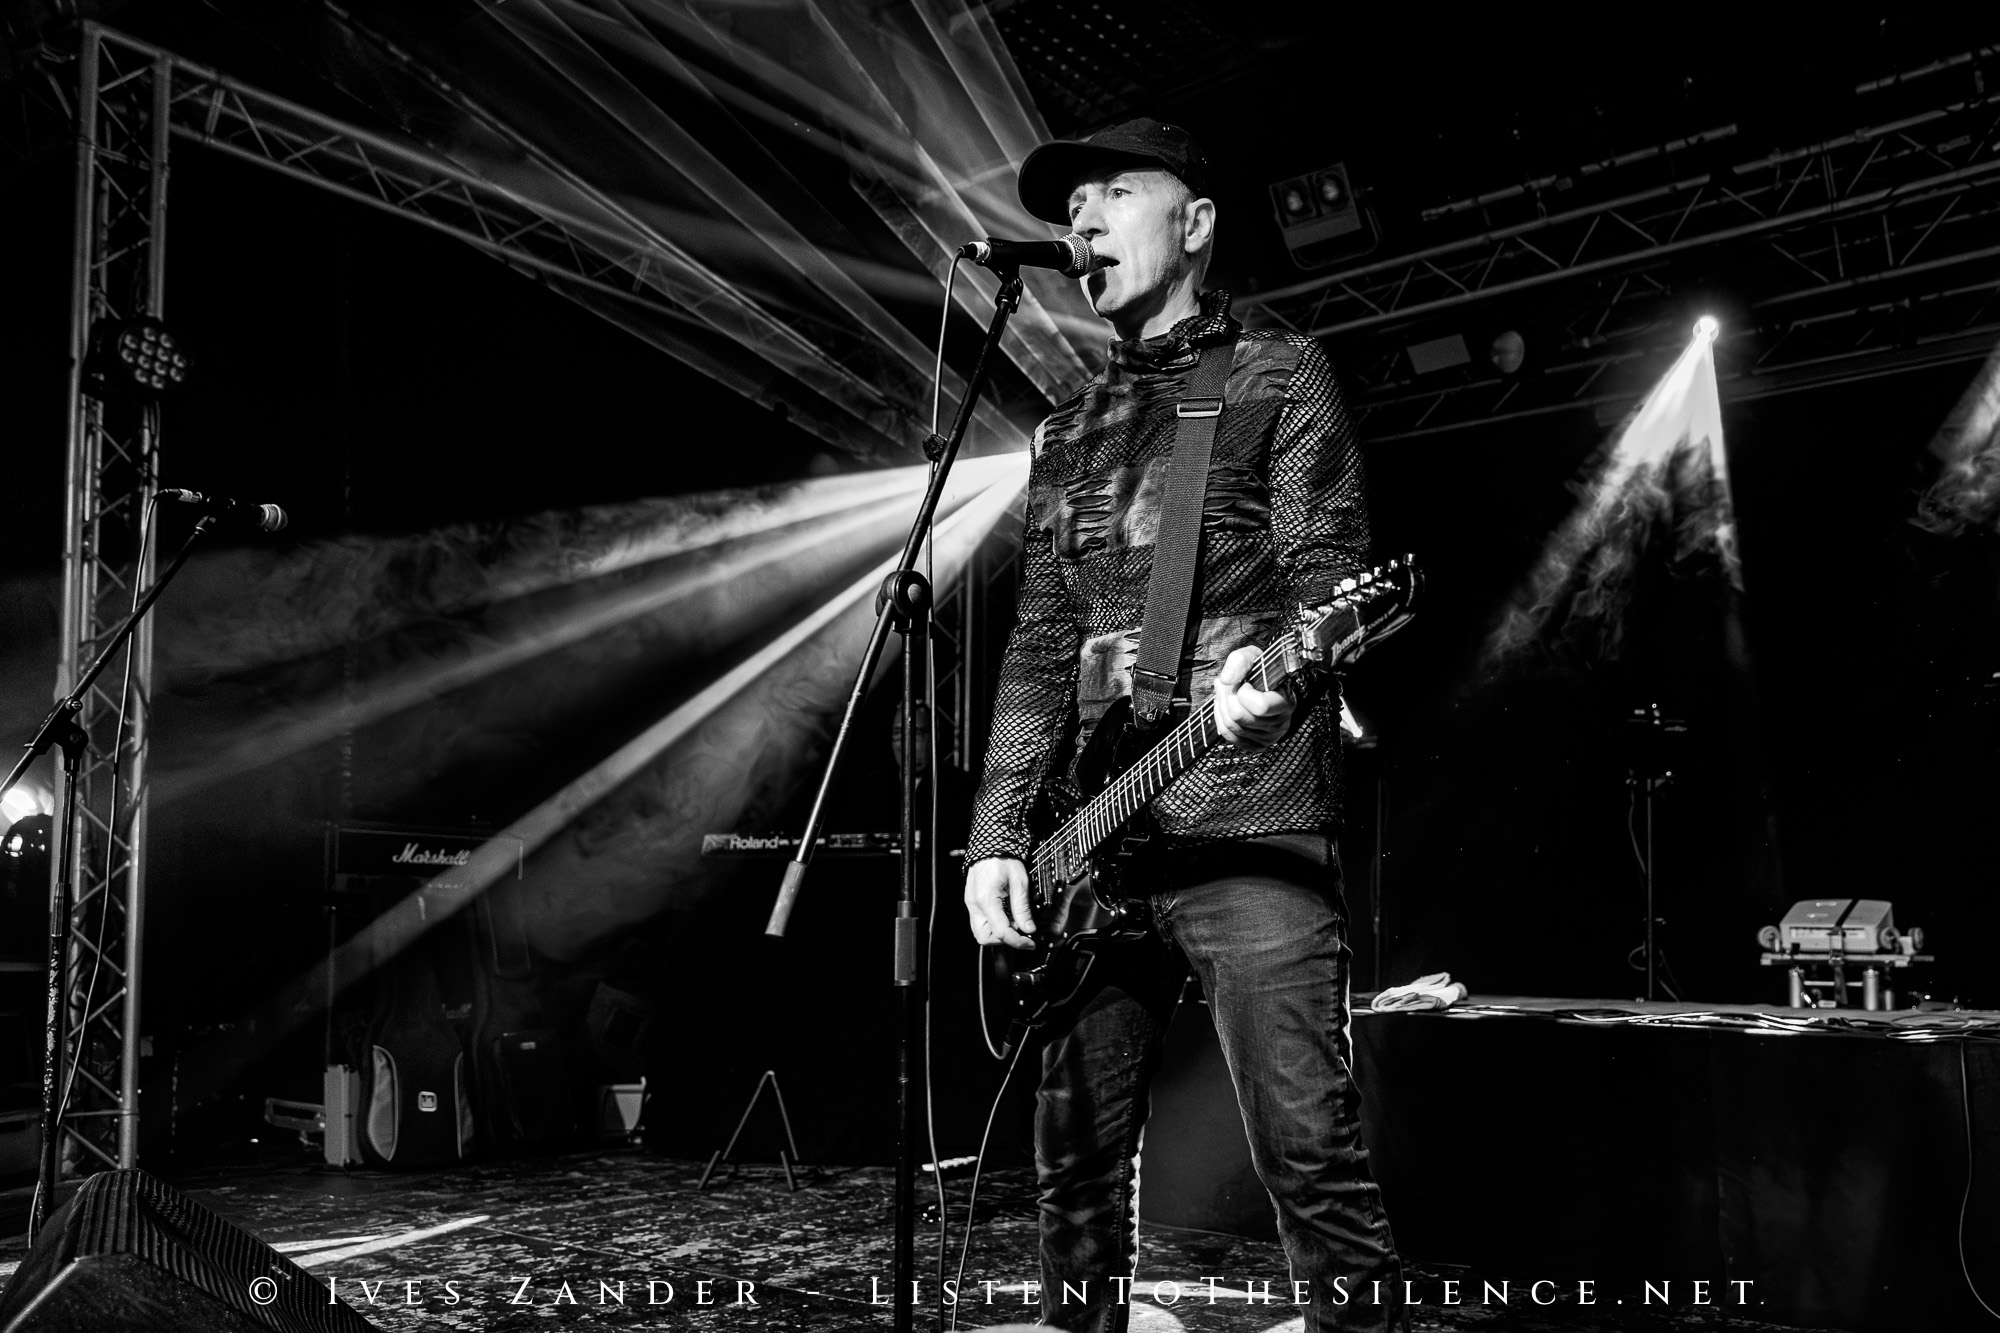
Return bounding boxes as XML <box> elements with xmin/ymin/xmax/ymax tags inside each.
<box><xmin>702</xmin><ymin>831</ymin><xmax>913</xmax><ymax>857</ymax></box>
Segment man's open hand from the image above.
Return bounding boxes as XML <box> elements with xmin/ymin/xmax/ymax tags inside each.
<box><xmin>964</xmin><ymin>856</ymin><xmax>1037</xmax><ymax>950</ymax></box>
<box><xmin>1213</xmin><ymin>644</ymin><xmax>1294</xmax><ymax>748</ymax></box>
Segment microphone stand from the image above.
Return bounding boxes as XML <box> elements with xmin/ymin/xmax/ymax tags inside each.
<box><xmin>766</xmin><ymin>269</ymin><xmax>1024</xmax><ymax>1333</ymax></box>
<box><xmin>5</xmin><ymin>512</ymin><xmax>216</xmax><ymax>1240</ymax></box>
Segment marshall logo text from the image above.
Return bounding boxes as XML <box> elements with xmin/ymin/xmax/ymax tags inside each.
<box><xmin>389</xmin><ymin>842</ymin><xmax>475</xmax><ymax>868</ymax></box>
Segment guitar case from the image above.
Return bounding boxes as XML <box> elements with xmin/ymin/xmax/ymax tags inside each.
<box><xmin>460</xmin><ymin>878</ymin><xmax>571</xmax><ymax>1151</ymax></box>
<box><xmin>356</xmin><ymin>897</ymin><xmax>472</xmax><ymax>1168</ymax></box>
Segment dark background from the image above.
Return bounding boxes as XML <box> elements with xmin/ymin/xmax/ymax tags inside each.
<box><xmin>1</xmin><ymin>3</ymin><xmax>1996</xmax><ymax>1171</ymax></box>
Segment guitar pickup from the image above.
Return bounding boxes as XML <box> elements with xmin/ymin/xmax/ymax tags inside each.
<box><xmin>1175</xmin><ymin>397</ymin><xmax>1223</xmax><ymax>418</ymax></box>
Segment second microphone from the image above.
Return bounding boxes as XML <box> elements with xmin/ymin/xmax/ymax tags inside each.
<box><xmin>160</xmin><ymin>488</ymin><xmax>289</xmax><ymax>534</ymax></box>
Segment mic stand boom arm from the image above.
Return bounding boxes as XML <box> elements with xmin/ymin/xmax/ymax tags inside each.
<box><xmin>1</xmin><ymin>516</ymin><xmax>214</xmax><ymax>805</ymax></box>
<box><xmin>764</xmin><ymin>270</ymin><xmax>1024</xmax><ymax>1333</ymax></box>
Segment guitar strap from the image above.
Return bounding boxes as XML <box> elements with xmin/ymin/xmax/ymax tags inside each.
<box><xmin>1131</xmin><ymin>332</ymin><xmax>1238</xmax><ymax>731</ymax></box>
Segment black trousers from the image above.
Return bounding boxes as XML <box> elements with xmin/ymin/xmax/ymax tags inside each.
<box><xmin>1033</xmin><ymin>835</ymin><xmax>1407</xmax><ymax>1332</ymax></box>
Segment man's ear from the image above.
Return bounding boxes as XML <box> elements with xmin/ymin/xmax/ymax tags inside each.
<box><xmin>1184</xmin><ymin>196</ymin><xmax>1216</xmax><ymax>254</ymax></box>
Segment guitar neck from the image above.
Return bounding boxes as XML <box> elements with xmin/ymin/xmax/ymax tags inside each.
<box><xmin>1051</xmin><ymin>632</ymin><xmax>1299</xmax><ymax>869</ymax></box>
<box><xmin>1028</xmin><ymin>559</ymin><xmax>1416</xmax><ymax>891</ymax></box>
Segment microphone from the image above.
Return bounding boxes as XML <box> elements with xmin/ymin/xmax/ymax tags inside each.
<box><xmin>160</xmin><ymin>488</ymin><xmax>289</xmax><ymax>533</ymax></box>
<box><xmin>958</xmin><ymin>233</ymin><xmax>1104</xmax><ymax>278</ymax></box>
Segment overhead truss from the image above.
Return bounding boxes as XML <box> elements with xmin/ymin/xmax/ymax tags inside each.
<box><xmin>1240</xmin><ymin>81</ymin><xmax>2000</xmax><ymax>439</ymax></box>
<box><xmin>73</xmin><ymin>27</ymin><xmax>940</xmax><ymax>461</ymax></box>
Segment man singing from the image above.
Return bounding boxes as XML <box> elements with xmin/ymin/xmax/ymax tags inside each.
<box><xmin>962</xmin><ymin>119</ymin><xmax>1406</xmax><ymax>1333</ymax></box>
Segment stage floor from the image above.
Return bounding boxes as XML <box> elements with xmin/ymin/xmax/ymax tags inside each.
<box><xmin>1</xmin><ymin>1148</ymin><xmax>1810</xmax><ymax>1332</ymax></box>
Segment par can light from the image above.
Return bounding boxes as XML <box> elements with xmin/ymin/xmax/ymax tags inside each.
<box><xmin>84</xmin><ymin>316</ymin><xmax>191</xmax><ymax>400</ymax></box>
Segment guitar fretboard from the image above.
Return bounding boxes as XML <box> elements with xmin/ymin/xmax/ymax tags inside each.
<box><xmin>1025</xmin><ymin>557</ymin><xmax>1415</xmax><ymax>899</ymax></box>
<box><xmin>1037</xmin><ymin>629</ymin><xmax>1300</xmax><ymax>883</ymax></box>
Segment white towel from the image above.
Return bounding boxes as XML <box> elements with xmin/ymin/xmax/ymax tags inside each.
<box><xmin>1370</xmin><ymin>971</ymin><xmax>1468</xmax><ymax>1012</ymax></box>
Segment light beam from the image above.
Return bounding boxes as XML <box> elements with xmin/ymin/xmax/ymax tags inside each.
<box><xmin>193</xmin><ymin>455</ymin><xmax>1027</xmax><ymax>1093</ymax></box>
<box><xmin>1485</xmin><ymin>323</ymin><xmax>1737</xmax><ymax>666</ymax></box>
<box><xmin>154</xmin><ymin>458</ymin><xmax>1022</xmax><ymax>802</ymax></box>
<box><xmin>1915</xmin><ymin>335</ymin><xmax>2000</xmax><ymax>535</ymax></box>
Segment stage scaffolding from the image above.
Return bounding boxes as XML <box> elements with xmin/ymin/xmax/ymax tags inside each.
<box><xmin>50</xmin><ymin>33</ymin><xmax>169</xmax><ymax>1173</ymax></box>
<box><xmin>35</xmin><ymin>20</ymin><xmax>1999</xmax><ymax>1172</ymax></box>
<box><xmin>1237</xmin><ymin>79</ymin><xmax>2000</xmax><ymax>439</ymax></box>
<box><xmin>42</xmin><ymin>22</ymin><xmax>1021</xmax><ymax>1174</ymax></box>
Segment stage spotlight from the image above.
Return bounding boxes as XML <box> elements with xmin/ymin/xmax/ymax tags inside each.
<box><xmin>0</xmin><ymin>782</ymin><xmax>50</xmax><ymax>832</ymax></box>
<box><xmin>0</xmin><ymin>787</ymin><xmax>38</xmax><ymax>822</ymax></box>
<box><xmin>84</xmin><ymin>316</ymin><xmax>191</xmax><ymax>400</ymax></box>
<box><xmin>1271</xmin><ymin>177</ymin><xmax>1316</xmax><ymax>227</ymax></box>
<box><xmin>1268</xmin><ymin>162</ymin><xmax>1366</xmax><ymax>269</ymax></box>
<box><xmin>1693</xmin><ymin>315</ymin><xmax>1720</xmax><ymax>343</ymax></box>
<box><xmin>1483</xmin><ymin>320</ymin><xmax>1734</xmax><ymax>667</ymax></box>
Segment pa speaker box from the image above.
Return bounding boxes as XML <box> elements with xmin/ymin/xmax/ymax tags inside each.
<box><xmin>0</xmin><ymin>1169</ymin><xmax>378</xmax><ymax>1333</ymax></box>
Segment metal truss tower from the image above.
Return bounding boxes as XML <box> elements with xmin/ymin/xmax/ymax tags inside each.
<box><xmin>51</xmin><ymin>27</ymin><xmax>172</xmax><ymax>1174</ymax></box>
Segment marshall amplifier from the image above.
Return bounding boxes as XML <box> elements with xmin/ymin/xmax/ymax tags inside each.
<box><xmin>325</xmin><ymin>824</ymin><xmax>520</xmax><ymax>889</ymax></box>
<box><xmin>323</xmin><ymin>824</ymin><xmax>569</xmax><ymax>1159</ymax></box>
<box><xmin>324</xmin><ymin>825</ymin><xmax>502</xmax><ymax>1167</ymax></box>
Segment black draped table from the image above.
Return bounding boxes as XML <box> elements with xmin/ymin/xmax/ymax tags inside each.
<box><xmin>1139</xmin><ymin>995</ymin><xmax>2000</xmax><ymax>1332</ymax></box>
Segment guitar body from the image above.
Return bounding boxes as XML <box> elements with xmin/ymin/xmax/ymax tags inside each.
<box><xmin>978</xmin><ymin>704</ymin><xmax>1163</xmax><ymax>1059</ymax></box>
<box><xmin>974</xmin><ymin>559</ymin><xmax>1422</xmax><ymax>1060</ymax></box>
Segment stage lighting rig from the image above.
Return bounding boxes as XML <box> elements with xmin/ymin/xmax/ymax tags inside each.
<box><xmin>83</xmin><ymin>316</ymin><xmax>190</xmax><ymax>400</ymax></box>
<box><xmin>1268</xmin><ymin>162</ymin><xmax>1369</xmax><ymax>269</ymax></box>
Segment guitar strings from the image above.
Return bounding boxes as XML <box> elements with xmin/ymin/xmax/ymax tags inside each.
<box><xmin>1066</xmin><ymin>631</ymin><xmax>1299</xmax><ymax>861</ymax></box>
<box><xmin>1041</xmin><ymin>570</ymin><xmax>1398</xmax><ymax>880</ymax></box>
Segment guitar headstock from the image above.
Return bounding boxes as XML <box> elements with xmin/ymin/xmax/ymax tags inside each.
<box><xmin>1296</xmin><ymin>556</ymin><xmax>1421</xmax><ymax>670</ymax></box>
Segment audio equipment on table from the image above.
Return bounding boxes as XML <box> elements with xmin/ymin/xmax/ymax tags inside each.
<box><xmin>1757</xmin><ymin>899</ymin><xmax>1931</xmax><ymax>1011</ymax></box>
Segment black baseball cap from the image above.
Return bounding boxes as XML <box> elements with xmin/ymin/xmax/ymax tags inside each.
<box><xmin>1018</xmin><ymin>117</ymin><xmax>1214</xmax><ymax>226</ymax></box>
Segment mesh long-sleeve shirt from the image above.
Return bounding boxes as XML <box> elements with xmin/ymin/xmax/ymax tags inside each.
<box><xmin>964</xmin><ymin>289</ymin><xmax>1373</xmax><ymax>867</ymax></box>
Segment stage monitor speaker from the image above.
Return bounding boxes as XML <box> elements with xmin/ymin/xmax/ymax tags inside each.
<box><xmin>0</xmin><ymin>1169</ymin><xmax>378</xmax><ymax>1333</ymax></box>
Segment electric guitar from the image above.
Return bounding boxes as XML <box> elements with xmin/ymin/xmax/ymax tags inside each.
<box><xmin>977</xmin><ymin>557</ymin><xmax>1421</xmax><ymax>1059</ymax></box>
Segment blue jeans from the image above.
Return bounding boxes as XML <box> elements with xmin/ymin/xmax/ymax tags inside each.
<box><xmin>1034</xmin><ymin>835</ymin><xmax>1405</xmax><ymax>1332</ymax></box>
